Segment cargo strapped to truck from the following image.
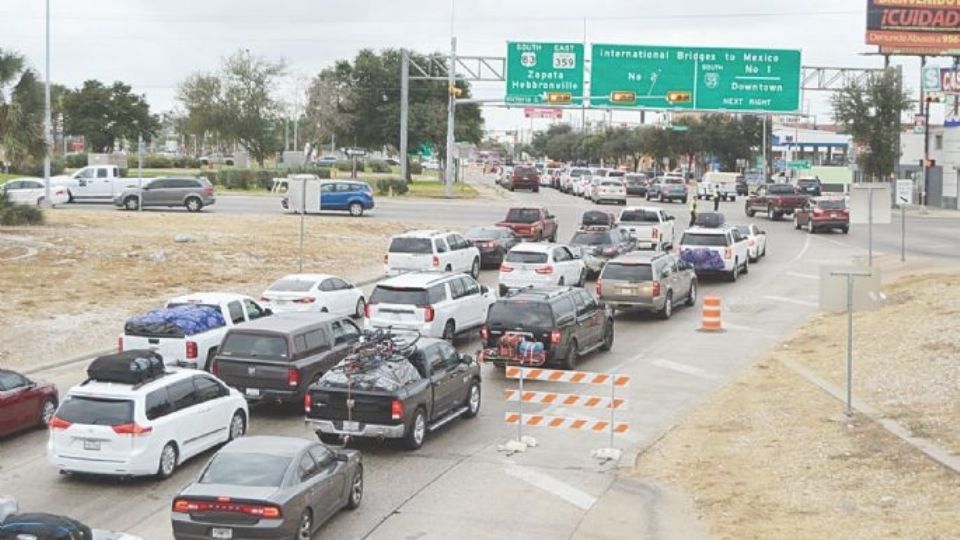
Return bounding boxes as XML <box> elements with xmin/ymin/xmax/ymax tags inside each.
<box><xmin>85</xmin><ymin>350</ymin><xmax>166</xmax><ymax>386</ymax></box>
<box><xmin>479</xmin><ymin>332</ymin><xmax>546</xmax><ymax>367</ymax></box>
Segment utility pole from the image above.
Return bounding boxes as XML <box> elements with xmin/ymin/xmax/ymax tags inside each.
<box><xmin>762</xmin><ymin>115</ymin><xmax>768</xmax><ymax>181</ymax></box>
<box><xmin>400</xmin><ymin>50</ymin><xmax>409</xmax><ymax>180</ymax></box>
<box><xmin>42</xmin><ymin>0</ymin><xmax>52</xmax><ymax>208</ymax></box>
<box><xmin>444</xmin><ymin>37</ymin><xmax>457</xmax><ymax>198</ymax></box>
<box><xmin>921</xmin><ymin>56</ymin><xmax>930</xmax><ymax>207</ymax></box>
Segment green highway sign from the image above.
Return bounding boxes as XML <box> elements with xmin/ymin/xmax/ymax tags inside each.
<box><xmin>506</xmin><ymin>42</ymin><xmax>585</xmax><ymax>105</ymax></box>
<box><xmin>787</xmin><ymin>160</ymin><xmax>811</xmax><ymax>169</ymax></box>
<box><xmin>669</xmin><ymin>124</ymin><xmax>689</xmax><ymax>132</ymax></box>
<box><xmin>589</xmin><ymin>44</ymin><xmax>801</xmax><ymax>112</ymax></box>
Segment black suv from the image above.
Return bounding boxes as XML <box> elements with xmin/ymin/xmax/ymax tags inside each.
<box><xmin>480</xmin><ymin>287</ymin><xmax>614</xmax><ymax>370</ymax></box>
<box><xmin>569</xmin><ymin>225</ymin><xmax>637</xmax><ymax>277</ymax></box>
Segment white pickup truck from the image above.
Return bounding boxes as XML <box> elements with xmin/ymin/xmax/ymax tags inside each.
<box><xmin>52</xmin><ymin>165</ymin><xmax>140</xmax><ymax>202</ymax></box>
<box><xmin>697</xmin><ymin>171</ymin><xmax>741</xmax><ymax>202</ymax></box>
<box><xmin>119</xmin><ymin>293</ymin><xmax>272</xmax><ymax>370</ymax></box>
<box><xmin>617</xmin><ymin>206</ymin><xmax>676</xmax><ymax>250</ymax></box>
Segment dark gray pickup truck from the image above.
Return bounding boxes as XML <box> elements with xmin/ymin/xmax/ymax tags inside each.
<box><xmin>211</xmin><ymin>312</ymin><xmax>362</xmax><ymax>404</ymax></box>
<box><xmin>305</xmin><ymin>333</ymin><xmax>481</xmax><ymax>450</ymax></box>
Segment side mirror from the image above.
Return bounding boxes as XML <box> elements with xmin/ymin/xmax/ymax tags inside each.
<box><xmin>263</xmin><ymin>308</ymin><xmax>274</xmax><ymax>316</ymax></box>
<box><xmin>335</xmin><ymin>451</ymin><xmax>349</xmax><ymax>462</ymax></box>
<box><xmin>666</xmin><ymin>215</ymin><xmax>675</xmax><ymax>221</ymax></box>
<box><xmin>459</xmin><ymin>353</ymin><xmax>474</xmax><ymax>364</ymax></box>
<box><xmin>480</xmin><ymin>285</ymin><xmax>489</xmax><ymax>295</ymax></box>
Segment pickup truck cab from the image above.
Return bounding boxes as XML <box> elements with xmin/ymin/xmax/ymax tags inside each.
<box><xmin>120</xmin><ymin>293</ymin><xmax>272</xmax><ymax>370</ymax></box>
<box><xmin>745</xmin><ymin>183</ymin><xmax>808</xmax><ymax>220</ymax></box>
<box><xmin>678</xmin><ymin>226</ymin><xmax>750</xmax><ymax>282</ymax></box>
<box><xmin>496</xmin><ymin>207</ymin><xmax>558</xmax><ymax>242</ymax></box>
<box><xmin>305</xmin><ymin>335</ymin><xmax>481</xmax><ymax>449</ymax></box>
<box><xmin>51</xmin><ymin>165</ymin><xmax>137</xmax><ymax>202</ymax></box>
<box><xmin>618</xmin><ymin>206</ymin><xmax>676</xmax><ymax>250</ymax></box>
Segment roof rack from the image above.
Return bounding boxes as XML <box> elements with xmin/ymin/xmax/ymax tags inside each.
<box><xmin>79</xmin><ymin>369</ymin><xmax>172</xmax><ymax>390</ymax></box>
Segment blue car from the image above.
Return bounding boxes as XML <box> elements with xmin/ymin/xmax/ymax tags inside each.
<box><xmin>321</xmin><ymin>180</ymin><xmax>375</xmax><ymax>216</ymax></box>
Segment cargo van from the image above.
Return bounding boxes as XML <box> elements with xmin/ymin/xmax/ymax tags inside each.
<box><xmin>697</xmin><ymin>172</ymin><xmax>742</xmax><ymax>201</ymax></box>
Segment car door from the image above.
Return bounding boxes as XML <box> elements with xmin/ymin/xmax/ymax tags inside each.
<box><xmin>295</xmin><ymin>450</ymin><xmax>328</xmax><ymax>522</ymax></box>
<box><xmin>319</xmin><ymin>182</ymin><xmax>335</xmax><ymax>211</ymax></box>
<box><xmin>327</xmin><ymin>278</ymin><xmax>355</xmax><ymax>316</ymax></box>
<box><xmin>307</xmin><ymin>444</ymin><xmax>347</xmax><ymax>521</ymax></box>
<box><xmin>455</xmin><ymin>276</ymin><xmax>484</xmax><ymax>328</ymax></box>
<box><xmin>73</xmin><ymin>167</ymin><xmax>96</xmax><ymax>196</ymax></box>
<box><xmin>91</xmin><ymin>167</ymin><xmax>112</xmax><ymax>197</ymax></box>
<box><xmin>437</xmin><ymin>341</ymin><xmax>470</xmax><ymax>410</ymax></box>
<box><xmin>164</xmin><ymin>378</ymin><xmax>206</xmax><ymax>459</ymax></box>
<box><xmin>575</xmin><ymin>289</ymin><xmax>604</xmax><ymax>347</ymax></box>
<box><xmin>0</xmin><ymin>371</ymin><xmax>34</xmax><ymax>433</ymax></box>
<box><xmin>328</xmin><ymin>319</ymin><xmax>361</xmax><ymax>368</ymax></box>
<box><xmin>141</xmin><ymin>179</ymin><xmax>168</xmax><ymax>206</ymax></box>
<box><xmin>422</xmin><ymin>345</ymin><xmax>452</xmax><ymax>418</ymax></box>
<box><xmin>3</xmin><ymin>181</ymin><xmax>23</xmax><ymax>204</ymax></box>
<box><xmin>445</xmin><ymin>234</ymin><xmax>465</xmax><ymax>271</ymax></box>
<box><xmin>666</xmin><ymin>256</ymin><xmax>689</xmax><ymax>299</ymax></box>
<box><xmin>552</xmin><ymin>247</ymin><xmax>577</xmax><ymax>285</ymax></box>
<box><xmin>193</xmin><ymin>375</ymin><xmax>233</xmax><ymax>444</ymax></box>
<box><xmin>434</xmin><ymin>237</ymin><xmax>450</xmax><ymax>269</ymax></box>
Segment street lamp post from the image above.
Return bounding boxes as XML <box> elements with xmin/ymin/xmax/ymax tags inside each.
<box><xmin>43</xmin><ymin>0</ymin><xmax>52</xmax><ymax>207</ymax></box>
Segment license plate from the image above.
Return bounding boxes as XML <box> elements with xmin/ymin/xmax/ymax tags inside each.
<box><xmin>83</xmin><ymin>439</ymin><xmax>100</xmax><ymax>451</ymax></box>
<box><xmin>211</xmin><ymin>528</ymin><xmax>233</xmax><ymax>539</ymax></box>
<box><xmin>245</xmin><ymin>388</ymin><xmax>261</xmax><ymax>397</ymax></box>
<box><xmin>342</xmin><ymin>420</ymin><xmax>361</xmax><ymax>433</ymax></box>
<box><xmin>618</xmin><ymin>288</ymin><xmax>637</xmax><ymax>295</ymax></box>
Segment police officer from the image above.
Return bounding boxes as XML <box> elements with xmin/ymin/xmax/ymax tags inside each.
<box><xmin>713</xmin><ymin>184</ymin><xmax>721</xmax><ymax>211</ymax></box>
<box><xmin>689</xmin><ymin>196</ymin><xmax>699</xmax><ymax>227</ymax></box>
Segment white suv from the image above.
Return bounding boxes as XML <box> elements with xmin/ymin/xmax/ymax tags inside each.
<box><xmin>498</xmin><ymin>243</ymin><xmax>587</xmax><ymax>296</ymax></box>
<box><xmin>677</xmin><ymin>226</ymin><xmax>750</xmax><ymax>282</ymax></box>
<box><xmin>365</xmin><ymin>272</ymin><xmax>495</xmax><ymax>340</ymax></box>
<box><xmin>48</xmin><ymin>369</ymin><xmax>248</xmax><ymax>479</ymax></box>
<box><xmin>385</xmin><ymin>230</ymin><xmax>481</xmax><ymax>278</ymax></box>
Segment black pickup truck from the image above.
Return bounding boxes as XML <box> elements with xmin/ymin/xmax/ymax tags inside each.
<box><xmin>305</xmin><ymin>333</ymin><xmax>481</xmax><ymax>450</ymax></box>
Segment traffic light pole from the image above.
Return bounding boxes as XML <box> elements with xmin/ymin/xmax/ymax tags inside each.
<box><xmin>400</xmin><ymin>50</ymin><xmax>409</xmax><ymax>181</ymax></box>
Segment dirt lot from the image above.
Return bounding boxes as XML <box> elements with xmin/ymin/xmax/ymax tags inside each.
<box><xmin>631</xmin><ymin>270</ymin><xmax>960</xmax><ymax>540</ymax></box>
<box><xmin>0</xmin><ymin>210</ymin><xmax>417</xmax><ymax>371</ymax></box>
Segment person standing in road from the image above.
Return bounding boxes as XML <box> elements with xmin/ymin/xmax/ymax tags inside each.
<box><xmin>713</xmin><ymin>184</ymin><xmax>721</xmax><ymax>211</ymax></box>
<box><xmin>689</xmin><ymin>196</ymin><xmax>698</xmax><ymax>227</ymax></box>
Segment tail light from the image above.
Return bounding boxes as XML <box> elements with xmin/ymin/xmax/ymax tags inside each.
<box><xmin>117</xmin><ymin>336</ymin><xmax>123</xmax><ymax>352</ymax></box>
<box><xmin>383</xmin><ymin>253</ymin><xmax>388</xmax><ymax>264</ymax></box>
<box><xmin>211</xmin><ymin>361</ymin><xmax>219</xmax><ymax>377</ymax></box>
<box><xmin>391</xmin><ymin>399</ymin><xmax>405</xmax><ymax>421</ymax></box>
<box><xmin>364</xmin><ymin>302</ymin><xmax>373</xmax><ymax>318</ymax></box>
<box><xmin>652</xmin><ymin>228</ymin><xmax>659</xmax><ymax>239</ymax></box>
<box><xmin>813</xmin><ymin>208</ymin><xmax>824</xmax><ymax>216</ymax></box>
<box><xmin>500</xmin><ymin>263</ymin><xmax>514</xmax><ymax>273</ymax></box>
<box><xmin>202</xmin><ymin>186</ymin><xmax>214</xmax><ymax>196</ymax></box>
<box><xmin>304</xmin><ymin>393</ymin><xmax>312</xmax><ymax>413</ymax></box>
<box><xmin>550</xmin><ymin>329</ymin><xmax>561</xmax><ymax>345</ymax></box>
<box><xmin>172</xmin><ymin>498</ymin><xmax>281</xmax><ymax>518</ymax></box>
<box><xmin>418</xmin><ymin>305</ymin><xmax>435</xmax><ymax>322</ymax></box>
<box><xmin>596</xmin><ymin>279</ymin><xmax>603</xmax><ymax>296</ymax></box>
<box><xmin>112</xmin><ymin>422</ymin><xmax>153</xmax><ymax>436</ymax></box>
<box><xmin>480</xmin><ymin>324</ymin><xmax>489</xmax><ymax>340</ymax></box>
<box><xmin>259</xmin><ymin>296</ymin><xmax>270</xmax><ymax>302</ymax></box>
<box><xmin>432</xmin><ymin>255</ymin><xmax>440</xmax><ymax>267</ymax></box>
<box><xmin>287</xmin><ymin>368</ymin><xmax>300</xmax><ymax>388</ymax></box>
<box><xmin>652</xmin><ymin>280</ymin><xmax>662</xmax><ymax>297</ymax></box>
<box><xmin>49</xmin><ymin>416</ymin><xmax>72</xmax><ymax>430</ymax></box>
<box><xmin>535</xmin><ymin>265</ymin><xmax>554</xmax><ymax>275</ymax></box>
<box><xmin>724</xmin><ymin>247</ymin><xmax>732</xmax><ymax>260</ymax></box>
<box><xmin>186</xmin><ymin>341</ymin><xmax>198</xmax><ymax>359</ymax></box>
<box><xmin>748</xmin><ymin>239</ymin><xmax>756</xmax><ymax>246</ymax></box>
<box><xmin>293</xmin><ymin>297</ymin><xmax>316</xmax><ymax>304</ymax></box>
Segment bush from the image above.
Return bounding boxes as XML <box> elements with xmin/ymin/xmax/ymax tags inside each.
<box><xmin>375</xmin><ymin>177</ymin><xmax>409</xmax><ymax>196</ymax></box>
<box><xmin>334</xmin><ymin>160</ymin><xmax>354</xmax><ymax>172</ymax></box>
<box><xmin>172</xmin><ymin>156</ymin><xmax>203</xmax><ymax>169</ymax></box>
<box><xmin>408</xmin><ymin>161</ymin><xmax>423</xmax><ymax>175</ymax></box>
<box><xmin>0</xmin><ymin>197</ymin><xmax>44</xmax><ymax>226</ymax></box>
<box><xmin>65</xmin><ymin>154</ymin><xmax>88</xmax><ymax>169</ymax></box>
<box><xmin>368</xmin><ymin>160</ymin><xmax>391</xmax><ymax>174</ymax></box>
<box><xmin>206</xmin><ymin>166</ymin><xmax>332</xmax><ymax>191</ymax></box>
<box><xmin>11</xmin><ymin>159</ymin><xmax>64</xmax><ymax>177</ymax></box>
<box><xmin>142</xmin><ymin>155</ymin><xmax>172</xmax><ymax>169</ymax></box>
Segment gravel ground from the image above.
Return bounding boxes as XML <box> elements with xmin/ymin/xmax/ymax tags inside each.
<box><xmin>629</xmin><ymin>269</ymin><xmax>960</xmax><ymax>540</ymax></box>
<box><xmin>0</xmin><ymin>210</ymin><xmax>417</xmax><ymax>371</ymax></box>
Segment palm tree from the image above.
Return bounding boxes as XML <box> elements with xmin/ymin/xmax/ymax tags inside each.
<box><xmin>0</xmin><ymin>49</ymin><xmax>46</xmax><ymax>170</ymax></box>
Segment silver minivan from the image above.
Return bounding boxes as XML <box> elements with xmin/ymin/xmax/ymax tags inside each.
<box><xmin>114</xmin><ymin>176</ymin><xmax>216</xmax><ymax>212</ymax></box>
<box><xmin>596</xmin><ymin>252</ymin><xmax>697</xmax><ymax>319</ymax></box>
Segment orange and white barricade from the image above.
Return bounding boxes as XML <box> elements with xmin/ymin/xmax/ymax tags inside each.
<box><xmin>699</xmin><ymin>295</ymin><xmax>723</xmax><ymax>332</ymax></box>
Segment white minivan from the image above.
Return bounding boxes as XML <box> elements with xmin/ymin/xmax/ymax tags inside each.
<box><xmin>48</xmin><ymin>369</ymin><xmax>248</xmax><ymax>479</ymax></box>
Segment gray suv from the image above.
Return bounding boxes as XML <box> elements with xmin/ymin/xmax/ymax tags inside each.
<box><xmin>114</xmin><ymin>176</ymin><xmax>215</xmax><ymax>212</ymax></box>
<box><xmin>597</xmin><ymin>252</ymin><xmax>697</xmax><ymax>319</ymax></box>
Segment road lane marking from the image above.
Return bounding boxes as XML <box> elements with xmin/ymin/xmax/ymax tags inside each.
<box><xmin>650</xmin><ymin>359</ymin><xmax>718</xmax><ymax>380</ymax></box>
<box><xmin>816</xmin><ymin>236</ymin><xmax>851</xmax><ymax>248</ymax></box>
<box><xmin>789</xmin><ymin>233</ymin><xmax>812</xmax><ymax>264</ymax></box>
<box><xmin>504</xmin><ymin>464</ymin><xmax>597</xmax><ymax>510</ymax></box>
<box><xmin>764</xmin><ymin>295</ymin><xmax>817</xmax><ymax>307</ymax></box>
<box><xmin>785</xmin><ymin>271</ymin><xmax>819</xmax><ymax>280</ymax></box>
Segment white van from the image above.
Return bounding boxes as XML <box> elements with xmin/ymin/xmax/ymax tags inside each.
<box><xmin>697</xmin><ymin>172</ymin><xmax>741</xmax><ymax>201</ymax></box>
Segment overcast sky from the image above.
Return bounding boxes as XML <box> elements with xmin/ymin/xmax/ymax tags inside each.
<box><xmin>0</xmin><ymin>0</ymin><xmax>936</xmax><ymax>135</ymax></box>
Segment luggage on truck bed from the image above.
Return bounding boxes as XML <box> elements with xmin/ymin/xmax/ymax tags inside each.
<box><xmin>694</xmin><ymin>212</ymin><xmax>725</xmax><ymax>228</ymax></box>
<box><xmin>87</xmin><ymin>350</ymin><xmax>165</xmax><ymax>385</ymax></box>
<box><xmin>124</xmin><ymin>305</ymin><xmax>225</xmax><ymax>338</ymax></box>
<box><xmin>0</xmin><ymin>512</ymin><xmax>93</xmax><ymax>540</ymax></box>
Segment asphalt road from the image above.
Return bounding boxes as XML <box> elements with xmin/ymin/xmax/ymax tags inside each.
<box><xmin>4</xmin><ymin>175</ymin><xmax>958</xmax><ymax>539</ymax></box>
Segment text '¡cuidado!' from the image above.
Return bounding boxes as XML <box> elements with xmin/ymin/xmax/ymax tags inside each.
<box><xmin>881</xmin><ymin>8</ymin><xmax>960</xmax><ymax>28</ymax></box>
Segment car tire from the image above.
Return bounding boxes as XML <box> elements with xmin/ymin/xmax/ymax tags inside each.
<box><xmin>185</xmin><ymin>197</ymin><xmax>203</xmax><ymax>212</ymax></box>
<box><xmin>470</xmin><ymin>258</ymin><xmax>480</xmax><ymax>279</ymax></box>
<box><xmin>742</xmin><ymin>258</ymin><xmax>749</xmax><ymax>274</ymax></box>
<box><xmin>38</xmin><ymin>397</ymin><xmax>57</xmax><ymax>426</ymax></box>
<box><xmin>124</xmin><ymin>196</ymin><xmax>139</xmax><ymax>211</ymax></box>
<box><xmin>561</xmin><ymin>341</ymin><xmax>578</xmax><ymax>370</ymax></box>
<box><xmin>682</xmin><ymin>197</ymin><xmax>688</xmax><ymax>204</ymax></box>
<box><xmin>157</xmin><ymin>442</ymin><xmax>178</xmax><ymax>479</ymax></box>
<box><xmin>558</xmin><ymin>277</ymin><xmax>565</xmax><ymax>286</ymax></box>
<box><xmin>729</xmin><ymin>259</ymin><xmax>739</xmax><ymax>282</ymax></box>
<box><xmin>403</xmin><ymin>408</ymin><xmax>427</xmax><ymax>450</ymax></box>
<box><xmin>66</xmin><ymin>190</ymin><xmax>74</xmax><ymax>203</ymax></box>
<box><xmin>318</xmin><ymin>433</ymin><xmax>343</xmax><ymax>445</ymax></box>
<box><xmin>499</xmin><ymin>284</ymin><xmax>508</xmax><ymax>296</ymax></box>
<box><xmin>686</xmin><ymin>280</ymin><xmax>698</xmax><ymax>307</ymax></box>
<box><xmin>296</xmin><ymin>510</ymin><xmax>313</xmax><ymax>540</ymax></box>
<box><xmin>349</xmin><ymin>202</ymin><xmax>364</xmax><ymax>217</ymax></box>
<box><xmin>745</xmin><ymin>206</ymin><xmax>756</xmax><ymax>218</ymax></box>
<box><xmin>600</xmin><ymin>322</ymin><xmax>614</xmax><ymax>351</ymax></box>
<box><xmin>354</xmin><ymin>297</ymin><xmax>366</xmax><ymax>318</ymax></box>
<box><xmin>806</xmin><ymin>220</ymin><xmax>815</xmax><ymax>234</ymax></box>
<box><xmin>794</xmin><ymin>215</ymin><xmax>801</xmax><ymax>229</ymax></box>
<box><xmin>228</xmin><ymin>410</ymin><xmax>246</xmax><ymax>441</ymax></box>
<box><xmin>346</xmin><ymin>466</ymin><xmax>363</xmax><ymax>510</ymax></box>
<box><xmin>36</xmin><ymin>196</ymin><xmax>45</xmax><ymax>207</ymax></box>
<box><xmin>463</xmin><ymin>381</ymin><xmax>481</xmax><ymax>418</ymax></box>
<box><xmin>577</xmin><ymin>270</ymin><xmax>586</xmax><ymax>287</ymax></box>
<box><xmin>442</xmin><ymin>320</ymin><xmax>456</xmax><ymax>341</ymax></box>
<box><xmin>841</xmin><ymin>226</ymin><xmax>849</xmax><ymax>234</ymax></box>
<box><xmin>658</xmin><ymin>291</ymin><xmax>673</xmax><ymax>320</ymax></box>
<box><xmin>445</xmin><ymin>265</ymin><xmax>452</xmax><ymax>272</ymax></box>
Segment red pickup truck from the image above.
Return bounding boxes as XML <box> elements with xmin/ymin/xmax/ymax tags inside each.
<box><xmin>744</xmin><ymin>184</ymin><xmax>808</xmax><ymax>220</ymax></box>
<box><xmin>496</xmin><ymin>207</ymin><xmax>558</xmax><ymax>242</ymax></box>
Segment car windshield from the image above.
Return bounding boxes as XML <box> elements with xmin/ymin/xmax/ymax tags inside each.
<box><xmin>489</xmin><ymin>301</ymin><xmax>553</xmax><ymax>327</ymax></box>
<box><xmin>767</xmin><ymin>184</ymin><xmax>797</xmax><ymax>195</ymax></box>
<box><xmin>607</xmin><ymin>171</ymin><xmax>625</xmax><ymax>178</ymax></box>
<box><xmin>625</xmin><ymin>175</ymin><xmax>644</xmax><ymax>182</ymax></box>
<box><xmin>267</xmin><ymin>278</ymin><xmax>316</xmax><ymax>292</ymax></box>
<box><xmin>601</xmin><ymin>181</ymin><xmax>623</xmax><ymax>187</ymax></box>
<box><xmin>682</xmin><ymin>233</ymin><xmax>729</xmax><ymax>247</ymax></box>
<box><xmin>200</xmin><ymin>453</ymin><xmax>291</xmax><ymax>487</ymax></box>
<box><xmin>664</xmin><ymin>177</ymin><xmax>684</xmax><ymax>184</ymax></box>
<box><xmin>620</xmin><ymin>210</ymin><xmax>660</xmax><ymax>223</ymax></box>
<box><xmin>514</xmin><ymin>166</ymin><xmax>537</xmax><ymax>175</ymax></box>
<box><xmin>570</xmin><ymin>231</ymin><xmax>614</xmax><ymax>246</ymax></box>
<box><xmin>504</xmin><ymin>251</ymin><xmax>548</xmax><ymax>264</ymax></box>
<box><xmin>56</xmin><ymin>397</ymin><xmax>133</xmax><ymax>426</ymax></box>
<box><xmin>601</xmin><ymin>263</ymin><xmax>653</xmax><ymax>281</ymax></box>
<box><xmin>370</xmin><ymin>286</ymin><xmax>429</xmax><ymax>305</ymax></box>
<box><xmin>505</xmin><ymin>209</ymin><xmax>541</xmax><ymax>223</ymax></box>
<box><xmin>389</xmin><ymin>237</ymin><xmax>433</xmax><ymax>254</ymax></box>
<box><xmin>817</xmin><ymin>199</ymin><xmax>846</xmax><ymax>210</ymax></box>
<box><xmin>570</xmin><ymin>169</ymin><xmax>589</xmax><ymax>177</ymax></box>
<box><xmin>219</xmin><ymin>333</ymin><xmax>290</xmax><ymax>359</ymax></box>
<box><xmin>464</xmin><ymin>227</ymin><xmax>502</xmax><ymax>240</ymax></box>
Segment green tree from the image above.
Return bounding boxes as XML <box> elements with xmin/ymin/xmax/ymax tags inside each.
<box><xmin>832</xmin><ymin>68</ymin><xmax>910</xmax><ymax>180</ymax></box>
<box><xmin>0</xmin><ymin>50</ymin><xmax>46</xmax><ymax>169</ymax></box>
<box><xmin>62</xmin><ymin>80</ymin><xmax>159</xmax><ymax>153</ymax></box>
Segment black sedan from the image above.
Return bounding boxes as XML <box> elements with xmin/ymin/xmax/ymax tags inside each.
<box><xmin>171</xmin><ymin>436</ymin><xmax>362</xmax><ymax>540</ymax></box>
<box><xmin>464</xmin><ymin>226</ymin><xmax>520</xmax><ymax>267</ymax></box>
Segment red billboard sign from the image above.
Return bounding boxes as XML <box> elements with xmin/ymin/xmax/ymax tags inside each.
<box><xmin>867</xmin><ymin>0</ymin><xmax>960</xmax><ymax>54</ymax></box>
<box><xmin>523</xmin><ymin>107</ymin><xmax>564</xmax><ymax>119</ymax></box>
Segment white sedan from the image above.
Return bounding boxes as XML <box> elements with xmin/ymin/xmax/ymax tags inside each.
<box><xmin>733</xmin><ymin>224</ymin><xmax>768</xmax><ymax>262</ymax></box>
<box><xmin>260</xmin><ymin>273</ymin><xmax>365</xmax><ymax>318</ymax></box>
<box><xmin>1</xmin><ymin>178</ymin><xmax>70</xmax><ymax>206</ymax></box>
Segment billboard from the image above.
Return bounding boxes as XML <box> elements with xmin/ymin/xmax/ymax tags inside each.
<box><xmin>523</xmin><ymin>107</ymin><xmax>564</xmax><ymax>119</ymax></box>
<box><xmin>867</xmin><ymin>0</ymin><xmax>960</xmax><ymax>53</ymax></box>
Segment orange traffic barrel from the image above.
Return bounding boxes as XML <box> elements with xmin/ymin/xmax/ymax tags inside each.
<box><xmin>700</xmin><ymin>296</ymin><xmax>723</xmax><ymax>332</ymax></box>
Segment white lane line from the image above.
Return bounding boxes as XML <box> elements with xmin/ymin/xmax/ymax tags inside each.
<box><xmin>504</xmin><ymin>464</ymin><xmax>597</xmax><ymax>510</ymax></box>
<box><xmin>785</xmin><ymin>271</ymin><xmax>819</xmax><ymax>280</ymax></box>
<box><xmin>789</xmin><ymin>233</ymin><xmax>812</xmax><ymax>264</ymax></box>
<box><xmin>764</xmin><ymin>295</ymin><xmax>817</xmax><ymax>308</ymax></box>
<box><xmin>816</xmin><ymin>236</ymin><xmax>851</xmax><ymax>248</ymax></box>
<box><xmin>650</xmin><ymin>359</ymin><xmax>719</xmax><ymax>380</ymax></box>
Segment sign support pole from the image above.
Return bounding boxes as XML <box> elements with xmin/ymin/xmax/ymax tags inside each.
<box><xmin>868</xmin><ymin>185</ymin><xmax>874</xmax><ymax>267</ymax></box>
<box><xmin>444</xmin><ymin>37</ymin><xmax>457</xmax><ymax>199</ymax></box>
<box><xmin>400</xmin><ymin>50</ymin><xmax>409</xmax><ymax>181</ymax></box>
<box><xmin>829</xmin><ymin>270</ymin><xmax>872</xmax><ymax>417</ymax></box>
<box><xmin>299</xmin><ymin>178</ymin><xmax>306</xmax><ymax>273</ymax></box>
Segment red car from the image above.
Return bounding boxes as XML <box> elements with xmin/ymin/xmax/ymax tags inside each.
<box><xmin>0</xmin><ymin>369</ymin><xmax>58</xmax><ymax>437</ymax></box>
<box><xmin>794</xmin><ymin>196</ymin><xmax>850</xmax><ymax>234</ymax></box>
<box><xmin>496</xmin><ymin>207</ymin><xmax>559</xmax><ymax>242</ymax></box>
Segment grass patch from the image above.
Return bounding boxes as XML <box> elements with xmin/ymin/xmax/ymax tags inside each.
<box><xmin>407</xmin><ymin>180</ymin><xmax>478</xmax><ymax>199</ymax></box>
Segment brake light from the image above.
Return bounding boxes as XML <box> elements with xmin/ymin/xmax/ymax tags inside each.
<box><xmin>304</xmin><ymin>393</ymin><xmax>312</xmax><ymax>413</ymax></box>
<box><xmin>383</xmin><ymin>253</ymin><xmax>388</xmax><ymax>264</ymax></box>
<box><xmin>293</xmin><ymin>297</ymin><xmax>316</xmax><ymax>304</ymax></box>
<box><xmin>364</xmin><ymin>302</ymin><xmax>373</xmax><ymax>318</ymax></box>
<box><xmin>49</xmin><ymin>416</ymin><xmax>72</xmax><ymax>430</ymax></box>
<box><xmin>391</xmin><ymin>399</ymin><xmax>405</xmax><ymax>421</ymax></box>
<box><xmin>203</xmin><ymin>186</ymin><xmax>214</xmax><ymax>196</ymax></box>
<box><xmin>418</xmin><ymin>304</ymin><xmax>435</xmax><ymax>322</ymax></box>
<box><xmin>172</xmin><ymin>498</ymin><xmax>282</xmax><ymax>519</ymax></box>
<box><xmin>652</xmin><ymin>280</ymin><xmax>661</xmax><ymax>297</ymax></box>
<box><xmin>550</xmin><ymin>329</ymin><xmax>561</xmax><ymax>345</ymax></box>
<box><xmin>287</xmin><ymin>368</ymin><xmax>300</xmax><ymax>388</ymax></box>
<box><xmin>596</xmin><ymin>279</ymin><xmax>603</xmax><ymax>296</ymax></box>
<box><xmin>259</xmin><ymin>296</ymin><xmax>270</xmax><ymax>302</ymax></box>
<box><xmin>813</xmin><ymin>208</ymin><xmax>824</xmax><ymax>216</ymax></box>
<box><xmin>652</xmin><ymin>228</ymin><xmax>659</xmax><ymax>239</ymax></box>
<box><xmin>480</xmin><ymin>324</ymin><xmax>489</xmax><ymax>340</ymax></box>
<box><xmin>748</xmin><ymin>239</ymin><xmax>756</xmax><ymax>246</ymax></box>
<box><xmin>112</xmin><ymin>422</ymin><xmax>153</xmax><ymax>436</ymax></box>
<box><xmin>500</xmin><ymin>263</ymin><xmax>514</xmax><ymax>273</ymax></box>
<box><xmin>724</xmin><ymin>248</ymin><xmax>732</xmax><ymax>260</ymax></box>
<box><xmin>535</xmin><ymin>265</ymin><xmax>554</xmax><ymax>275</ymax></box>
<box><xmin>117</xmin><ymin>336</ymin><xmax>123</xmax><ymax>352</ymax></box>
<box><xmin>211</xmin><ymin>361</ymin><xmax>219</xmax><ymax>377</ymax></box>
<box><xmin>432</xmin><ymin>255</ymin><xmax>440</xmax><ymax>267</ymax></box>
<box><xmin>186</xmin><ymin>341</ymin><xmax>198</xmax><ymax>359</ymax></box>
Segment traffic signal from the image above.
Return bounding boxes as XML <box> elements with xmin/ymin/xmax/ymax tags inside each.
<box><xmin>448</xmin><ymin>85</ymin><xmax>463</xmax><ymax>97</ymax></box>
<box><xmin>925</xmin><ymin>94</ymin><xmax>942</xmax><ymax>104</ymax></box>
<box><xmin>609</xmin><ymin>91</ymin><xmax>637</xmax><ymax>104</ymax></box>
<box><xmin>546</xmin><ymin>92</ymin><xmax>572</xmax><ymax>104</ymax></box>
<box><xmin>666</xmin><ymin>91</ymin><xmax>692</xmax><ymax>104</ymax></box>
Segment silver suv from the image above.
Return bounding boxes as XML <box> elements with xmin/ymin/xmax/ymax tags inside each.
<box><xmin>114</xmin><ymin>177</ymin><xmax>215</xmax><ymax>212</ymax></box>
<box><xmin>596</xmin><ymin>252</ymin><xmax>697</xmax><ymax>319</ymax></box>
